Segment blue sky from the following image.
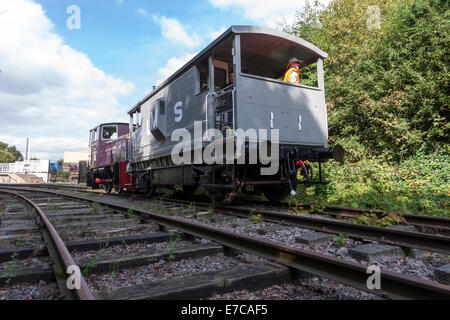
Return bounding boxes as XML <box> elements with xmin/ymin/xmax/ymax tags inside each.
<box><xmin>0</xmin><ymin>0</ymin><xmax>324</xmax><ymax>160</ymax></box>
<box><xmin>35</xmin><ymin>0</ymin><xmax>255</xmax><ymax>105</ymax></box>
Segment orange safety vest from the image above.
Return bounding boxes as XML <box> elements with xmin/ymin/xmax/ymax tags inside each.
<box><xmin>283</xmin><ymin>68</ymin><xmax>300</xmax><ymax>84</ymax></box>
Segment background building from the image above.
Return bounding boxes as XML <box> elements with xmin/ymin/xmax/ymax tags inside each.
<box><xmin>0</xmin><ymin>160</ymin><xmax>50</xmax><ymax>183</ymax></box>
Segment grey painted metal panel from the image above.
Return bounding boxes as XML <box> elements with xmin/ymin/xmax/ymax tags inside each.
<box><xmin>236</xmin><ymin>74</ymin><xmax>328</xmax><ymax>147</ymax></box>
<box><xmin>131</xmin><ymin>67</ymin><xmax>209</xmax><ymax>164</ymax></box>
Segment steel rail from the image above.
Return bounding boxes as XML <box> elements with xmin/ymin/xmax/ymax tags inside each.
<box><xmin>221</xmin><ymin>204</ymin><xmax>450</xmax><ymax>255</ymax></box>
<box><xmin>251</xmin><ymin>200</ymin><xmax>450</xmax><ymax>231</ymax></box>
<box><xmin>321</xmin><ymin>205</ymin><xmax>450</xmax><ymax>231</ymax></box>
<box><xmin>144</xmin><ymin>197</ymin><xmax>450</xmax><ymax>255</ymax></box>
<box><xmin>0</xmin><ymin>190</ymin><xmax>95</xmax><ymax>300</ymax></box>
<box><xmin>3</xmin><ymin>187</ymin><xmax>449</xmax><ymax>299</ymax></box>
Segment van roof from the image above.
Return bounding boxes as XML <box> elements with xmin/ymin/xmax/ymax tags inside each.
<box><xmin>128</xmin><ymin>25</ymin><xmax>328</xmax><ymax>114</ymax></box>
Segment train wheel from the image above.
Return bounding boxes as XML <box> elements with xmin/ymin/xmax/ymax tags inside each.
<box><xmin>262</xmin><ymin>184</ymin><xmax>291</xmax><ymax>202</ymax></box>
<box><xmin>114</xmin><ymin>186</ymin><xmax>123</xmax><ymax>194</ymax></box>
<box><xmin>103</xmin><ymin>183</ymin><xmax>112</xmax><ymax>194</ymax></box>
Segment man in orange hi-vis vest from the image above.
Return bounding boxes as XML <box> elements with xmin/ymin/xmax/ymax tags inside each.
<box><xmin>283</xmin><ymin>57</ymin><xmax>302</xmax><ymax>84</ymax></box>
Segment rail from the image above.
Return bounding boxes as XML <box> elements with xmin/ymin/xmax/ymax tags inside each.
<box><xmin>0</xmin><ymin>189</ymin><xmax>95</xmax><ymax>300</ymax></box>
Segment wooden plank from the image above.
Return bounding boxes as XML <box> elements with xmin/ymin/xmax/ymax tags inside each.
<box><xmin>98</xmin><ymin>263</ymin><xmax>290</xmax><ymax>300</ymax></box>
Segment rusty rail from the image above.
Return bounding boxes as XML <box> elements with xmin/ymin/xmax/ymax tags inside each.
<box><xmin>0</xmin><ymin>190</ymin><xmax>95</xmax><ymax>300</ymax></box>
<box><xmin>252</xmin><ymin>200</ymin><xmax>450</xmax><ymax>231</ymax></box>
<box><xmin>139</xmin><ymin>197</ymin><xmax>450</xmax><ymax>255</ymax></box>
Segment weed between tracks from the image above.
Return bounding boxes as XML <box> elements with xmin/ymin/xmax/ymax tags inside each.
<box><xmin>5</xmin><ymin>252</ymin><xmax>18</xmax><ymax>284</ymax></box>
<box><xmin>249</xmin><ymin>209</ymin><xmax>263</xmax><ymax>224</ymax></box>
<box><xmin>91</xmin><ymin>202</ymin><xmax>100</xmax><ymax>215</ymax></box>
<box><xmin>82</xmin><ymin>240</ymin><xmax>109</xmax><ymax>277</ymax></box>
<box><xmin>127</xmin><ymin>207</ymin><xmax>134</xmax><ymax>219</ymax></box>
<box><xmin>333</xmin><ymin>234</ymin><xmax>349</xmax><ymax>245</ymax></box>
<box><xmin>352</xmin><ymin>212</ymin><xmax>407</xmax><ymax>227</ymax></box>
<box><xmin>168</xmin><ymin>232</ymin><xmax>181</xmax><ymax>272</ymax></box>
<box><xmin>15</xmin><ymin>238</ymin><xmax>31</xmax><ymax>247</ymax></box>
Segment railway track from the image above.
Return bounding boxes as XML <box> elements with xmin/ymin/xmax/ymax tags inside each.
<box><xmin>0</xmin><ymin>185</ymin><xmax>449</xmax><ymax>300</ymax></box>
<box><xmin>1</xmin><ymin>189</ymin><xmax>291</xmax><ymax>300</ymax></box>
<box><xmin>10</xmin><ymin>183</ymin><xmax>450</xmax><ymax>232</ymax></box>
<box><xmin>7</xmin><ymin>184</ymin><xmax>450</xmax><ymax>255</ymax></box>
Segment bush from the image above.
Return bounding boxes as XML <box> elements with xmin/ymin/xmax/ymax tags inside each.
<box><xmin>293</xmin><ymin>154</ymin><xmax>449</xmax><ymax>217</ymax></box>
<box><xmin>56</xmin><ymin>171</ymin><xmax>70</xmax><ymax>180</ymax></box>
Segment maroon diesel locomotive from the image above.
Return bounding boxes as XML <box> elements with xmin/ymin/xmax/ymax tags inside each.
<box><xmin>86</xmin><ymin>122</ymin><xmax>136</xmax><ymax>193</ymax></box>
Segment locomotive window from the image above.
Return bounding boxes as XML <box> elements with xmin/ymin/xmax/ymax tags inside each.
<box><xmin>159</xmin><ymin>100</ymin><xmax>165</xmax><ymax>116</ymax></box>
<box><xmin>102</xmin><ymin>125</ymin><xmax>118</xmax><ymax>140</ymax></box>
<box><xmin>94</xmin><ymin>128</ymin><xmax>99</xmax><ymax>142</ymax></box>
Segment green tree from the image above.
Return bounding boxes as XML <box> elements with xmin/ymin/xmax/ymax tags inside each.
<box><xmin>0</xmin><ymin>150</ymin><xmax>15</xmax><ymax>163</ymax></box>
<box><xmin>0</xmin><ymin>141</ymin><xmax>7</xmax><ymax>151</ymax></box>
<box><xmin>6</xmin><ymin>145</ymin><xmax>23</xmax><ymax>161</ymax></box>
<box><xmin>0</xmin><ymin>141</ymin><xmax>23</xmax><ymax>162</ymax></box>
<box><xmin>287</xmin><ymin>0</ymin><xmax>449</xmax><ymax>161</ymax></box>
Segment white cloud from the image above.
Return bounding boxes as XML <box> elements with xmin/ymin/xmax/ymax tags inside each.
<box><xmin>0</xmin><ymin>135</ymin><xmax>88</xmax><ymax>161</ymax></box>
<box><xmin>156</xmin><ymin>52</ymin><xmax>198</xmax><ymax>84</ymax></box>
<box><xmin>0</xmin><ymin>0</ymin><xmax>134</xmax><ymax>160</ymax></box>
<box><xmin>152</xmin><ymin>15</ymin><xmax>202</xmax><ymax>49</ymax></box>
<box><xmin>208</xmin><ymin>26</ymin><xmax>227</xmax><ymax>40</ymax></box>
<box><xmin>208</xmin><ymin>0</ymin><xmax>331</xmax><ymax>27</ymax></box>
<box><xmin>138</xmin><ymin>8</ymin><xmax>147</xmax><ymax>17</ymax></box>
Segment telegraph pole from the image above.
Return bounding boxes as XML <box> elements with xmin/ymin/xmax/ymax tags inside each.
<box><xmin>25</xmin><ymin>136</ymin><xmax>29</xmax><ymax>161</ymax></box>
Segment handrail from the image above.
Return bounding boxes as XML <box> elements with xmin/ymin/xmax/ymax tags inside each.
<box><xmin>240</xmin><ymin>72</ymin><xmax>322</xmax><ymax>91</ymax></box>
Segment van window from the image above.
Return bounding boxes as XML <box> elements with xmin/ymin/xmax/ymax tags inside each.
<box><xmin>102</xmin><ymin>125</ymin><xmax>118</xmax><ymax>140</ymax></box>
<box><xmin>214</xmin><ymin>67</ymin><xmax>227</xmax><ymax>91</ymax></box>
<box><xmin>195</xmin><ymin>57</ymin><xmax>209</xmax><ymax>94</ymax></box>
<box><xmin>159</xmin><ymin>100</ymin><xmax>165</xmax><ymax>116</ymax></box>
<box><xmin>240</xmin><ymin>33</ymin><xmax>319</xmax><ymax>87</ymax></box>
<box><xmin>94</xmin><ymin>128</ymin><xmax>99</xmax><ymax>141</ymax></box>
<box><xmin>132</xmin><ymin>109</ymin><xmax>141</xmax><ymax>127</ymax></box>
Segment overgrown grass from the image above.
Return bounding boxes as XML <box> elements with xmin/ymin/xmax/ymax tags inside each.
<box><xmin>289</xmin><ymin>154</ymin><xmax>449</xmax><ymax>217</ymax></box>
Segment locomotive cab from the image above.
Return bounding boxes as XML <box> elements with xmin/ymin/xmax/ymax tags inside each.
<box><xmin>87</xmin><ymin>123</ymin><xmax>136</xmax><ymax>193</ymax></box>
